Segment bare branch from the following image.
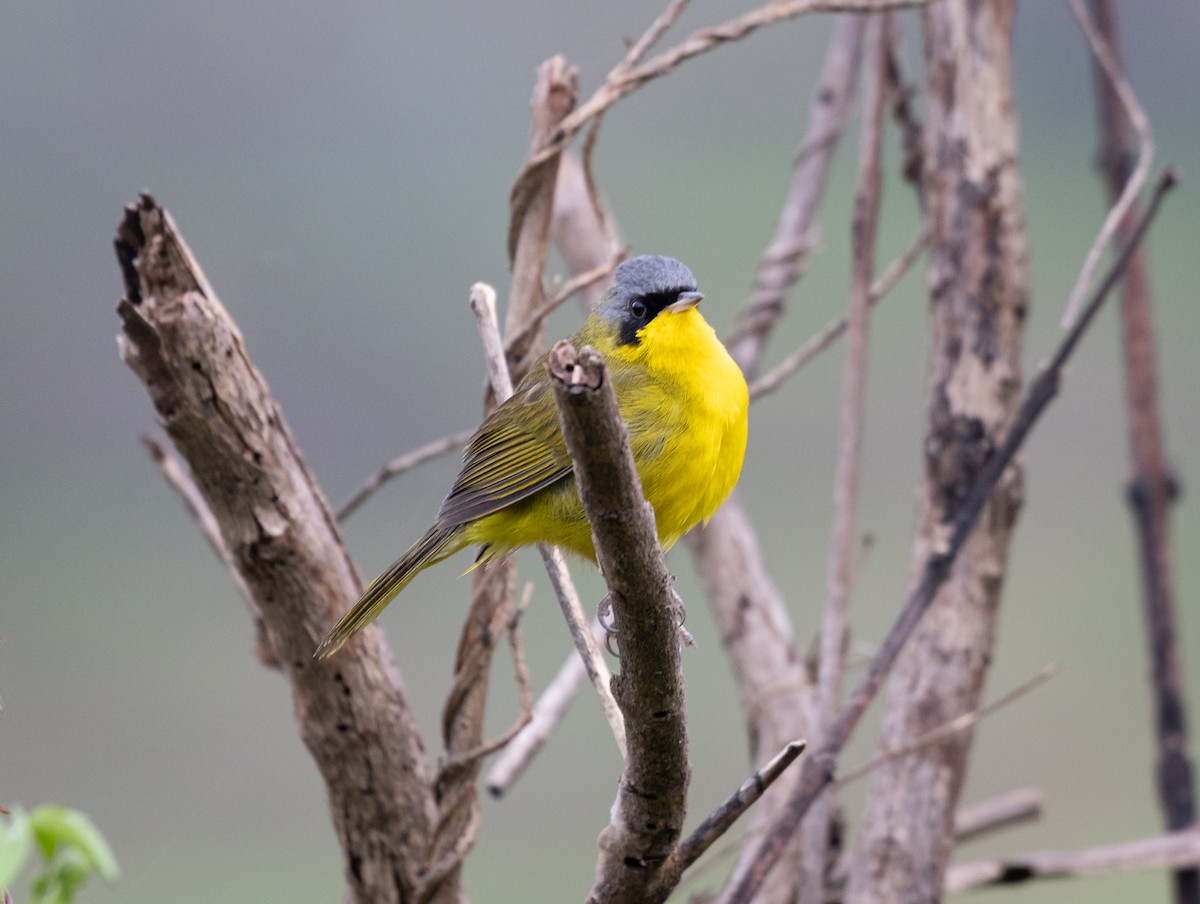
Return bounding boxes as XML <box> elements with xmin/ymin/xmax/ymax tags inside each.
<box><xmin>511</xmin><ymin>0</ymin><xmax>928</xmax><ymax>239</ymax></box>
<box><xmin>335</xmin><ymin>429</ymin><xmax>474</xmax><ymax>523</ymax></box>
<box><xmin>749</xmin><ymin>226</ymin><xmax>927</xmax><ymax>402</ymax></box>
<box><xmin>802</xmin><ymin>16</ymin><xmax>889</xmax><ymax>902</ymax></box>
<box><xmin>946</xmin><ymin>826</ymin><xmax>1200</xmax><ymax>893</ymax></box>
<box><xmin>727</xmin><ymin>13</ymin><xmax>867</xmax><ymax>376</ymax></box>
<box><xmin>718</xmin><ymin>171</ymin><xmax>1177</xmax><ymax>904</ymax></box>
<box><xmin>836</xmin><ymin>661</ymin><xmax>1061</xmax><ymax>788</ymax></box>
<box><xmin>506</xmin><ymin>247</ymin><xmax>626</xmax><ymax>361</ymax></box>
<box><xmin>115</xmin><ymin>195</ymin><xmax>435</xmax><ymax>904</ymax></box>
<box><xmin>141</xmin><ymin>436</ymin><xmax>277</xmax><ymax>668</ymax></box>
<box><xmin>954</xmin><ymin>786</ymin><xmax>1044</xmax><ymax>844</ymax></box>
<box><xmin>1061</xmin><ymin>0</ymin><xmax>1153</xmax><ymax>328</ymax></box>
<box><xmin>538</xmin><ymin>545</ymin><xmax>627</xmax><ymax>757</ymax></box>
<box><xmin>470</xmin><ymin>283</ymin><xmax>512</xmax><ymax>397</ymax></box>
<box><xmin>437</xmin><ymin>583</ymin><xmax>535</xmax><ymax>774</ymax></box>
<box><xmin>1086</xmin><ymin>5</ymin><xmax>1197</xmax><ymax>901</ymax></box>
<box><xmin>477</xmin><ymin>277</ymin><xmax>627</xmax><ymax>766</ymax></box>
<box><xmin>679</xmin><ymin>741</ymin><xmax>807</xmax><ymax>870</ymax></box>
<box><xmin>425</xmin><ymin>60</ymin><xmax>580</xmax><ymax>900</ymax></box>
<box><xmin>486</xmin><ymin>616</ymin><xmax>610</xmax><ymax>796</ymax></box>
<box><xmin>549</xmin><ymin>342</ymin><xmax>688</xmax><ymax>904</ymax></box>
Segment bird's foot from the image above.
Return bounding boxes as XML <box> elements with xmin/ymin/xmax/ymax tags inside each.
<box><xmin>598</xmin><ymin>593</ymin><xmax>620</xmax><ymax>656</ymax></box>
<box><xmin>672</xmin><ymin>585</ymin><xmax>696</xmax><ymax>648</ymax></box>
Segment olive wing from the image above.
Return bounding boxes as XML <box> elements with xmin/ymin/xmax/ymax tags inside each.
<box><xmin>435</xmin><ymin>375</ymin><xmax>573</xmax><ymax>527</ymax></box>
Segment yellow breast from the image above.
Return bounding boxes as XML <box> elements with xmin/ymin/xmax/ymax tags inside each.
<box><xmin>607</xmin><ymin>306</ymin><xmax>749</xmax><ymax>548</ymax></box>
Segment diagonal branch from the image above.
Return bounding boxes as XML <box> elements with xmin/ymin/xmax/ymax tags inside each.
<box><xmin>114</xmin><ymin>195</ymin><xmax>435</xmax><ymax>904</ymax></box>
<box><xmin>718</xmin><ymin>170</ymin><xmax>1177</xmax><ymax>904</ymax></box>
<box><xmin>1061</xmin><ymin>0</ymin><xmax>1154</xmax><ymax>328</ymax></box>
<box><xmin>510</xmin><ymin>0</ymin><xmax>929</xmax><ymax>243</ymax></box>
<box><xmin>549</xmin><ymin>342</ymin><xmax>688</xmax><ymax>904</ymax></box>
<box><xmin>726</xmin><ymin>12</ymin><xmax>867</xmax><ymax>377</ymax></box>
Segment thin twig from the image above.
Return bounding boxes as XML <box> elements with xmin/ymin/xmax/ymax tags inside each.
<box><xmin>719</xmin><ymin>170</ymin><xmax>1177</xmax><ymax>904</ymax></box>
<box><xmin>505</xmin><ymin>248</ymin><xmax>626</xmax><ymax>359</ymax></box>
<box><xmin>679</xmin><ymin>741</ymin><xmax>807</xmax><ymax>869</ymax></box>
<box><xmin>335</xmin><ymin>429</ymin><xmax>474</xmax><ymax>522</ymax></box>
<box><xmin>475</xmin><ymin>282</ymin><xmax>626</xmax><ymax>760</ymax></box>
<box><xmin>486</xmin><ymin>616</ymin><xmax>610</xmax><ymax>796</ymax></box>
<box><xmin>538</xmin><ymin>544</ymin><xmax>627</xmax><ymax>757</ymax></box>
<box><xmin>945</xmin><ymin>825</ymin><xmax>1200</xmax><ymax>893</ymax></box>
<box><xmin>749</xmin><ymin>226</ymin><xmax>927</xmax><ymax>401</ymax></box>
<box><xmin>727</xmin><ymin>12</ymin><xmax>868</xmax><ymax>377</ymax></box>
<box><xmin>578</xmin><ymin>0</ymin><xmax>694</xmax><ymax>237</ymax></box>
<box><xmin>1061</xmin><ymin>0</ymin><xmax>1153</xmax><ymax>328</ymax></box>
<box><xmin>470</xmin><ymin>283</ymin><xmax>512</xmax><ymax>398</ymax></box>
<box><xmin>437</xmin><ymin>583</ymin><xmax>536</xmax><ymax>773</ymax></box>
<box><xmin>142</xmin><ymin>435</ymin><xmax>278</xmax><ymax>667</ymax></box>
<box><xmin>803</xmin><ymin>16</ymin><xmax>889</xmax><ymax>901</ymax></box>
<box><xmin>954</xmin><ymin>786</ymin><xmax>1044</xmax><ymax>844</ymax></box>
<box><xmin>835</xmin><ymin>662</ymin><xmax>1061</xmax><ymax>788</ymax></box>
<box><xmin>512</xmin><ymin>0</ymin><xmax>930</xmax><ymax>218</ymax></box>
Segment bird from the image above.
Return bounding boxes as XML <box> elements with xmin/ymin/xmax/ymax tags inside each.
<box><xmin>316</xmin><ymin>255</ymin><xmax>749</xmax><ymax>659</ymax></box>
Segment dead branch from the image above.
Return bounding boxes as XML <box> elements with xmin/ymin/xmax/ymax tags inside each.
<box><xmin>953</xmin><ymin>786</ymin><xmax>1044</xmax><ymax>844</ymax></box>
<box><xmin>476</xmin><ymin>281</ymin><xmax>627</xmax><ymax>764</ymax></box>
<box><xmin>114</xmin><ymin>195</ymin><xmax>435</xmax><ymax>904</ymax></box>
<box><xmin>548</xmin><ymin>342</ymin><xmax>688</xmax><ymax>904</ymax></box>
<box><xmin>945</xmin><ymin>825</ymin><xmax>1200</xmax><ymax>893</ymax></box>
<box><xmin>844</xmin><ymin>3</ymin><xmax>1031</xmax><ymax>897</ymax></box>
<box><xmin>748</xmin><ymin>226</ymin><xmax>926</xmax><ymax>402</ymax></box>
<box><xmin>726</xmin><ymin>13</ymin><xmax>867</xmax><ymax>377</ymax></box>
<box><xmin>538</xmin><ymin>545</ymin><xmax>627</xmax><ymax>756</ymax></box>
<box><xmin>802</xmin><ymin>15</ymin><xmax>889</xmax><ymax>902</ymax></box>
<box><xmin>486</xmin><ymin>616</ymin><xmax>610</xmax><ymax>796</ymax></box>
<box><xmin>550</xmin><ymin>152</ymin><xmax>623</xmax><ymax>314</ymax></box>
<box><xmin>718</xmin><ymin>171</ymin><xmax>1177</xmax><ymax>904</ymax></box>
<box><xmin>511</xmin><ymin>0</ymin><xmax>928</xmax><ymax>244</ymax></box>
<box><xmin>679</xmin><ymin>741</ymin><xmax>807</xmax><ymax>870</ymax></box>
<box><xmin>423</xmin><ymin>60</ymin><xmax>579</xmax><ymax>903</ymax></box>
<box><xmin>142</xmin><ymin>436</ymin><xmax>277</xmax><ymax>668</ymax></box>
<box><xmin>835</xmin><ymin>662</ymin><xmax>1061</xmax><ymax>788</ymax></box>
<box><xmin>335</xmin><ymin>428</ymin><xmax>475</xmax><ymax>523</ymax></box>
<box><xmin>688</xmin><ymin>18</ymin><xmax>874</xmax><ymax>903</ymax></box>
<box><xmin>1086</xmin><ymin>3</ymin><xmax>1198</xmax><ymax>901</ymax></box>
<box><xmin>1062</xmin><ymin>0</ymin><xmax>1153</xmax><ymax>328</ymax></box>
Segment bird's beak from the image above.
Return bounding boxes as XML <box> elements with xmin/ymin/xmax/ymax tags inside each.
<box><xmin>664</xmin><ymin>291</ymin><xmax>703</xmax><ymax>314</ymax></box>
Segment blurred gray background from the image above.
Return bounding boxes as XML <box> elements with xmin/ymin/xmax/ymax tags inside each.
<box><xmin>2</xmin><ymin>2</ymin><xmax>1199</xmax><ymax>901</ymax></box>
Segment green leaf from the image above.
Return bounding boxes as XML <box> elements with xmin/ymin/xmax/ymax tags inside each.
<box><xmin>29</xmin><ymin>808</ymin><xmax>119</xmax><ymax>881</ymax></box>
<box><xmin>0</xmin><ymin>806</ymin><xmax>33</xmax><ymax>890</ymax></box>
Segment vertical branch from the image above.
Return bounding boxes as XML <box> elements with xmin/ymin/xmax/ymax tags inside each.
<box><xmin>725</xmin><ymin>12</ymin><xmax>868</xmax><ymax>379</ymax></box>
<box><xmin>693</xmin><ymin>17</ymin><xmax>866</xmax><ymax>903</ymax></box>
<box><xmin>1087</xmin><ymin>3</ymin><xmax>1197</xmax><ymax>901</ymax></box>
<box><xmin>844</xmin><ymin>1</ymin><xmax>1029</xmax><ymax>900</ymax></box>
<box><xmin>423</xmin><ymin>57</ymin><xmax>579</xmax><ymax>904</ymax></box>
<box><xmin>800</xmin><ymin>13</ymin><xmax>888</xmax><ymax>902</ymax></box>
<box><xmin>548</xmin><ymin>343</ymin><xmax>689</xmax><ymax>904</ymax></box>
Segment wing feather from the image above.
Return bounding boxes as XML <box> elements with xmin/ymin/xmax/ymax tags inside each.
<box><xmin>435</xmin><ymin>370</ymin><xmax>573</xmax><ymax>526</ymax></box>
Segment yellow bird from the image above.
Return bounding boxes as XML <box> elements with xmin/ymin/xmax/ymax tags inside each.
<box><xmin>317</xmin><ymin>255</ymin><xmax>748</xmax><ymax>659</ymax></box>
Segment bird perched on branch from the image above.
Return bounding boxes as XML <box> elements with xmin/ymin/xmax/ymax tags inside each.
<box><xmin>317</xmin><ymin>255</ymin><xmax>748</xmax><ymax>659</ymax></box>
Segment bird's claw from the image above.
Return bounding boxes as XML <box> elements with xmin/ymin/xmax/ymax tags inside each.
<box><xmin>598</xmin><ymin>594</ymin><xmax>620</xmax><ymax>657</ymax></box>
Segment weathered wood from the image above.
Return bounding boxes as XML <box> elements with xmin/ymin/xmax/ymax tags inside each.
<box><xmin>115</xmin><ymin>195</ymin><xmax>435</xmax><ymax>904</ymax></box>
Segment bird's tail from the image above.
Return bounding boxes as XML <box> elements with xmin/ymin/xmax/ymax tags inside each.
<box><xmin>315</xmin><ymin>525</ymin><xmax>463</xmax><ymax>659</ymax></box>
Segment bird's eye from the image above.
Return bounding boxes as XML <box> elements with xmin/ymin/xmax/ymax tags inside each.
<box><xmin>630</xmin><ymin>299</ymin><xmax>647</xmax><ymax>318</ymax></box>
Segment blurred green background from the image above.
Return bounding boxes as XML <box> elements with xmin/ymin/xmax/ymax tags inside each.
<box><xmin>2</xmin><ymin>2</ymin><xmax>1198</xmax><ymax>901</ymax></box>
